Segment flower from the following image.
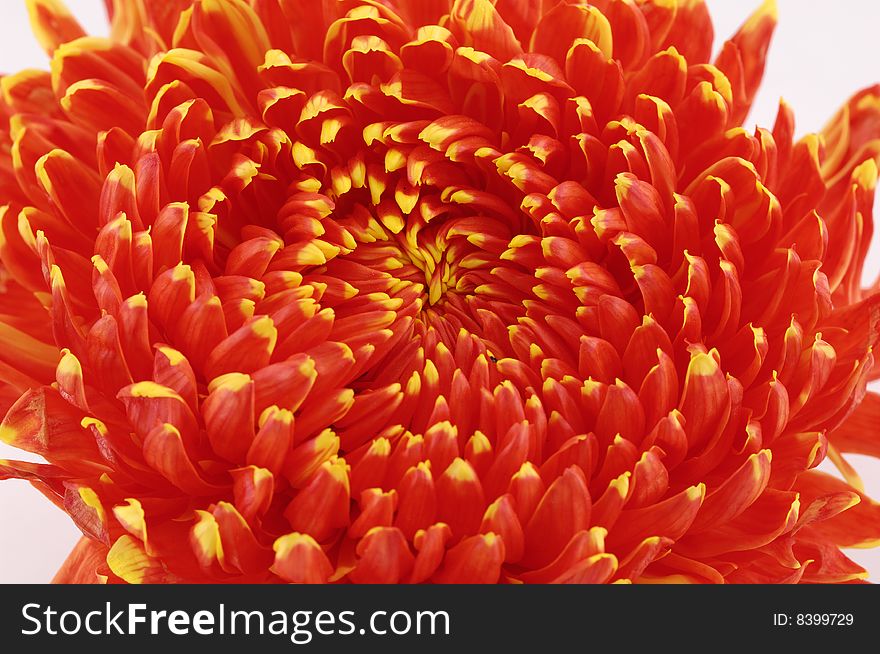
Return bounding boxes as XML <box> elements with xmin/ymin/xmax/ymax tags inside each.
<box><xmin>0</xmin><ymin>0</ymin><xmax>878</xmax><ymax>584</ymax></box>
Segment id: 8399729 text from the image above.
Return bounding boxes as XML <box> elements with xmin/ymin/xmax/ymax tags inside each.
<box><xmin>772</xmin><ymin>613</ymin><xmax>854</xmax><ymax>627</ymax></box>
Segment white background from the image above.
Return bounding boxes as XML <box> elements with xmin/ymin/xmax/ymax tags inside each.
<box><xmin>0</xmin><ymin>0</ymin><xmax>878</xmax><ymax>582</ymax></box>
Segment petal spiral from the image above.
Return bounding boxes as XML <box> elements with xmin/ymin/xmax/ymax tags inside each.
<box><xmin>0</xmin><ymin>0</ymin><xmax>878</xmax><ymax>584</ymax></box>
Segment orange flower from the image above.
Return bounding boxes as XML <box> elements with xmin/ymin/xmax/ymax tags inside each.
<box><xmin>1</xmin><ymin>0</ymin><xmax>878</xmax><ymax>584</ymax></box>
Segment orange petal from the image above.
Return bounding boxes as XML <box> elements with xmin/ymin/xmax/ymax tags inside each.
<box><xmin>272</xmin><ymin>532</ymin><xmax>332</xmax><ymax>583</ymax></box>
<box><xmin>615</xmin><ymin>536</ymin><xmax>673</xmax><ymax>582</ymax></box>
<box><xmin>212</xmin><ymin>501</ymin><xmax>273</xmax><ymax>575</ymax></box>
<box><xmin>202</xmin><ymin>372</ymin><xmax>255</xmax><ymax>462</ymax></box>
<box><xmin>607</xmin><ymin>484</ymin><xmax>705</xmax><ymax>551</ymax></box>
<box><xmin>409</xmin><ymin>522</ymin><xmax>452</xmax><ymax>583</ymax></box>
<box><xmin>247</xmin><ymin>406</ymin><xmax>294</xmax><ymax>477</ymax></box>
<box><xmin>480</xmin><ymin>494</ymin><xmax>524</xmax><ymax>563</ymax></box>
<box><xmin>448</xmin><ymin>0</ymin><xmax>522</xmax><ymax>62</ymax></box>
<box><xmin>106</xmin><ymin>534</ymin><xmax>170</xmax><ymax>584</ymax></box>
<box><xmin>690</xmin><ymin>450</ymin><xmax>772</xmax><ymax>532</ymax></box>
<box><xmin>26</xmin><ymin>0</ymin><xmax>86</xmax><ymax>55</ymax></box>
<box><xmin>152</xmin><ymin>345</ymin><xmax>198</xmax><ymax>413</ymax></box>
<box><xmin>395</xmin><ymin>461</ymin><xmax>437</xmax><ymax>540</ymax></box>
<box><xmin>53</xmin><ymin>536</ymin><xmax>109</xmax><ymax>584</ymax></box>
<box><xmin>204</xmin><ymin>315</ymin><xmax>278</xmax><ymax>378</ymax></box>
<box><xmin>827</xmin><ymin>392</ymin><xmax>880</xmax><ymax>457</ymax></box>
<box><xmin>794</xmin><ymin>471</ymin><xmax>880</xmax><ymax>549</ymax></box>
<box><xmin>143</xmin><ymin>422</ymin><xmax>223</xmax><ymax>495</ymax></box>
<box><xmin>517</xmin><ymin>527</ymin><xmax>606</xmax><ymax>583</ymax></box>
<box><xmin>349</xmin><ymin>526</ymin><xmax>415</xmax><ymax>584</ymax></box>
<box><xmin>190</xmin><ymin>509</ymin><xmax>227</xmax><ymax>574</ymax></box>
<box><xmin>349</xmin><ymin>488</ymin><xmax>397</xmax><ymax>539</ymax></box>
<box><xmin>678</xmin><ymin>350</ymin><xmax>730</xmax><ymax>451</ymax></box>
<box><xmin>506</xmin><ymin>461</ymin><xmax>545</xmax><ymax>525</ymax></box>
<box><xmin>1</xmin><ymin>387</ymin><xmax>106</xmax><ymax>474</ymax></box>
<box><xmin>660</xmin><ymin>0</ymin><xmax>714</xmax><ymax>64</ymax></box>
<box><xmin>522</xmin><ymin>466</ymin><xmax>591</xmax><ymax>568</ymax></box>
<box><xmin>714</xmin><ymin>0</ymin><xmax>777</xmax><ymax>124</ymax></box>
<box><xmin>231</xmin><ymin>465</ymin><xmax>274</xmax><ymax>524</ymax></box>
<box><xmin>433</xmin><ymin>532</ymin><xmax>505</xmax><ymax>584</ymax></box>
<box><xmin>86</xmin><ymin>314</ymin><xmax>134</xmax><ymax>395</ymax></box>
<box><xmin>675</xmin><ymin>488</ymin><xmax>798</xmax><ymax>558</ymax></box>
<box><xmin>148</xmin><ymin>263</ymin><xmax>196</xmax><ymax>330</ymax></box>
<box><xmin>625</xmin><ymin>47</ymin><xmax>687</xmax><ymax>109</ymax></box>
<box><xmin>531</xmin><ymin>2</ymin><xmax>612</xmax><ymax>65</ymax></box>
<box><xmin>627</xmin><ymin>449</ymin><xmax>669</xmax><ymax>509</ymax></box>
<box><xmin>436</xmin><ymin>457</ymin><xmax>485</xmax><ymax>539</ymax></box>
<box><xmin>283</xmin><ymin>459</ymin><xmax>351</xmax><ymax>542</ymax></box>
<box><xmin>35</xmin><ymin>148</ymin><xmax>101</xmax><ymax>231</ymax></box>
<box><xmin>350</xmin><ymin>436</ymin><xmax>392</xmax><ymax>497</ymax></box>
<box><xmin>554</xmin><ymin>552</ymin><xmax>618</xmax><ymax>584</ymax></box>
<box><xmin>282</xmin><ymin>427</ymin><xmax>340</xmax><ymax>488</ymax></box>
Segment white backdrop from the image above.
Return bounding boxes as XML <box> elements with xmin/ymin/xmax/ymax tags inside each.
<box><xmin>0</xmin><ymin>0</ymin><xmax>878</xmax><ymax>583</ymax></box>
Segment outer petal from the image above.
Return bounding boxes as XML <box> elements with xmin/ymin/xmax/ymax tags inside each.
<box><xmin>52</xmin><ymin>536</ymin><xmax>109</xmax><ymax>584</ymax></box>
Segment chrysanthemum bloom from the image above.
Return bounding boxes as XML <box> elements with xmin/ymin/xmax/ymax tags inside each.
<box><xmin>0</xmin><ymin>0</ymin><xmax>878</xmax><ymax>584</ymax></box>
